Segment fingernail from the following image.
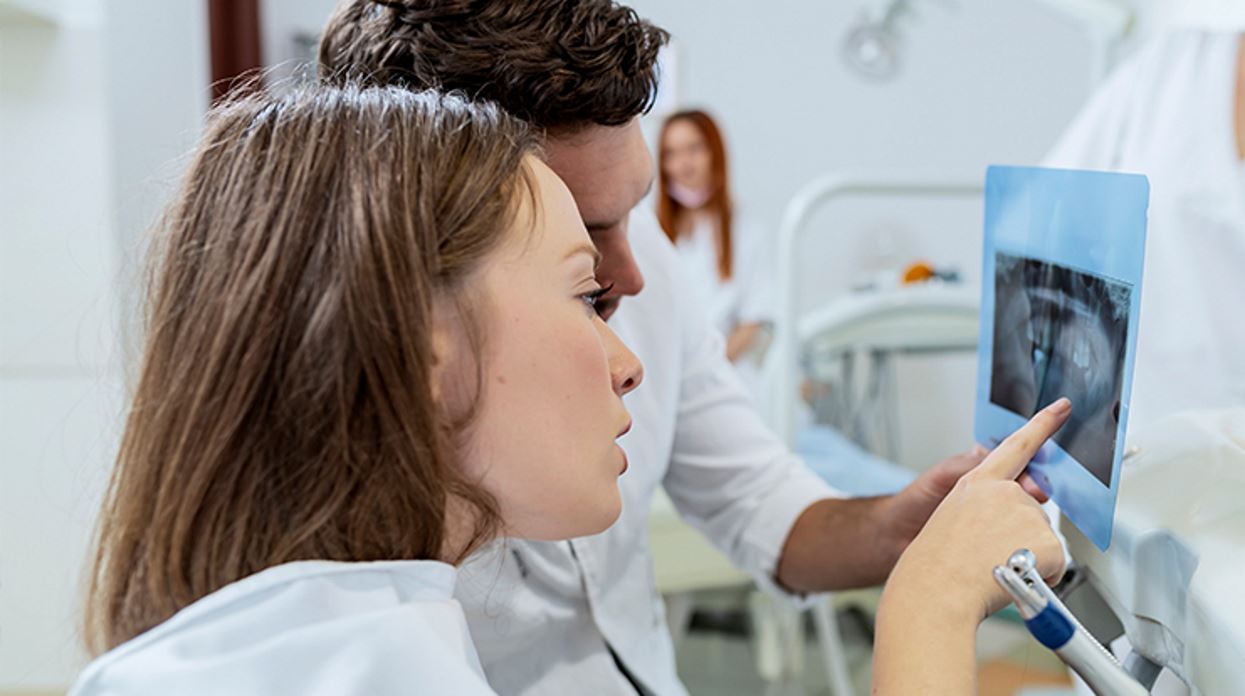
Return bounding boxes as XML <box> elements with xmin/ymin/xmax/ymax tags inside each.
<box><xmin>1047</xmin><ymin>397</ymin><xmax>1072</xmax><ymax>416</ymax></box>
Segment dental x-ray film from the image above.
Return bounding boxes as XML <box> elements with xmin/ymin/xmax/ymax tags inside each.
<box><xmin>974</xmin><ymin>166</ymin><xmax>1149</xmax><ymax>550</ymax></box>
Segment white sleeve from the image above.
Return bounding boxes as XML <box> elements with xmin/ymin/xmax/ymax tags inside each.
<box><xmin>645</xmin><ymin>226</ymin><xmax>840</xmax><ymax>596</ymax></box>
<box><xmin>734</xmin><ymin>216</ymin><xmax>775</xmax><ymax>325</ymax></box>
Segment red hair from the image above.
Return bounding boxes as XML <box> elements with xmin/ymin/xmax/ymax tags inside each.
<box><xmin>657</xmin><ymin>110</ymin><xmax>734</xmax><ymax>280</ymax></box>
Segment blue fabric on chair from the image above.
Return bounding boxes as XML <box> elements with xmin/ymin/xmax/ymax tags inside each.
<box><xmin>795</xmin><ymin>425</ymin><xmax>916</xmax><ymax>497</ymax></box>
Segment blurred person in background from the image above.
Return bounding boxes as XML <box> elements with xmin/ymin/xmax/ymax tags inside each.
<box><xmin>657</xmin><ymin>110</ymin><xmax>774</xmax><ymax>402</ymax></box>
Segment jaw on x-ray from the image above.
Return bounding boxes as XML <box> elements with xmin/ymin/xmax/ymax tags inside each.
<box><xmin>990</xmin><ymin>252</ymin><xmax>1131</xmax><ymax>486</ymax></box>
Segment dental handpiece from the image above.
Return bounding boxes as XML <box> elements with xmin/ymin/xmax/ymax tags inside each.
<box><xmin>993</xmin><ymin>549</ymin><xmax>1149</xmax><ymax>696</ymax></box>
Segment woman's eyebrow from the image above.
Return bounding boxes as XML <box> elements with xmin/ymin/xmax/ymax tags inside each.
<box><xmin>563</xmin><ymin>243</ymin><xmax>602</xmax><ymax>271</ymax></box>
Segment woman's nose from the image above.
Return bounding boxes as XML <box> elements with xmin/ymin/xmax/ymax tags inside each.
<box><xmin>600</xmin><ymin>322</ymin><xmax>643</xmax><ymax>397</ymax></box>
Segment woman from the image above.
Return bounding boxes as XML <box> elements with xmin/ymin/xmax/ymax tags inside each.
<box><xmin>72</xmin><ymin>83</ymin><xmax>642</xmax><ymax>695</ymax></box>
<box><xmin>657</xmin><ymin>110</ymin><xmax>772</xmax><ymax>373</ymax></box>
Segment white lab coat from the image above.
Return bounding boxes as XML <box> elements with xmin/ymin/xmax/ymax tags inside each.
<box><xmin>456</xmin><ymin>212</ymin><xmax>838</xmax><ymax>696</ymax></box>
<box><xmin>672</xmin><ymin>212</ymin><xmax>775</xmax><ymax>338</ymax></box>
<box><xmin>69</xmin><ymin>561</ymin><xmax>494</xmax><ymax>696</ymax></box>
<box><xmin>672</xmin><ymin>213</ymin><xmax>775</xmax><ymax>406</ymax></box>
<box><xmin>1159</xmin><ymin>0</ymin><xmax>1245</xmax><ymax>31</ymax></box>
<box><xmin>1045</xmin><ymin>30</ymin><xmax>1245</xmax><ymax>434</ymax></box>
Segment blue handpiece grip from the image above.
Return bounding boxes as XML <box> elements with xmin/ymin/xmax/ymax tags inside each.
<box><xmin>1025</xmin><ymin>604</ymin><xmax>1075</xmax><ymax>650</ymax></box>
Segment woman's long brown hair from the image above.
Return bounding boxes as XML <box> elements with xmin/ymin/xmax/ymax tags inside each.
<box><xmin>656</xmin><ymin>110</ymin><xmax>734</xmax><ymax>280</ymax></box>
<box><xmin>84</xmin><ymin>83</ymin><xmax>539</xmax><ymax>654</ymax></box>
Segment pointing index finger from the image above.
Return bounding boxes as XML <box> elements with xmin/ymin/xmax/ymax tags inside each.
<box><xmin>977</xmin><ymin>398</ymin><xmax>1073</xmax><ymax>481</ymax></box>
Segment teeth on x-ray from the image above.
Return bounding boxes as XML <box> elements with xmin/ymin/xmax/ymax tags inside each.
<box><xmin>990</xmin><ymin>251</ymin><xmax>1132</xmax><ymax>486</ymax></box>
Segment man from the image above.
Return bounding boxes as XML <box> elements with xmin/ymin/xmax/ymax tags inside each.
<box><xmin>319</xmin><ymin>2</ymin><xmax>1043</xmax><ymax>693</ymax></box>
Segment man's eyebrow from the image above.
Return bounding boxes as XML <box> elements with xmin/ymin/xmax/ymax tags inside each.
<box><xmin>564</xmin><ymin>242</ymin><xmax>602</xmax><ymax>270</ymax></box>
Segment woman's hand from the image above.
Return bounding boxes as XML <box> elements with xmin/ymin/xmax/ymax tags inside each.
<box><xmin>725</xmin><ymin>321</ymin><xmax>765</xmax><ymax>362</ymax></box>
<box><xmin>872</xmin><ymin>398</ymin><xmax>1071</xmax><ymax>695</ymax></box>
<box><xmin>890</xmin><ymin>398</ymin><xmax>1069</xmax><ymax>619</ymax></box>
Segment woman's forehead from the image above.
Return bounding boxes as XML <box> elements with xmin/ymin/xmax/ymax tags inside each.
<box><xmin>501</xmin><ymin>157</ymin><xmax>594</xmax><ymax>265</ymax></box>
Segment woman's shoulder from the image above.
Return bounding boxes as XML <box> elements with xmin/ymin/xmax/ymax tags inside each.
<box><xmin>70</xmin><ymin>560</ymin><xmax>495</xmax><ymax>696</ymax></box>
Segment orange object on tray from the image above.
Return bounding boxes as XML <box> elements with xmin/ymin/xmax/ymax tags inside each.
<box><xmin>901</xmin><ymin>261</ymin><xmax>936</xmax><ymax>284</ymax></box>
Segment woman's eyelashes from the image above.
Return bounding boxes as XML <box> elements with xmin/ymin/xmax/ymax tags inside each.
<box><xmin>579</xmin><ymin>283</ymin><xmax>614</xmax><ymax>313</ymax></box>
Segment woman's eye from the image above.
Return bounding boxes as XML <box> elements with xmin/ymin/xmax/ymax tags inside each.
<box><xmin>579</xmin><ymin>283</ymin><xmax>613</xmax><ymax>312</ymax></box>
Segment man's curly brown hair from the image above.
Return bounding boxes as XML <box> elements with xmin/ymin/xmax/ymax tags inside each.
<box><xmin>318</xmin><ymin>0</ymin><xmax>670</xmax><ymax>134</ymax></box>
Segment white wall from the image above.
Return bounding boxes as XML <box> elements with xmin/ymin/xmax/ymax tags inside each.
<box><xmin>0</xmin><ymin>0</ymin><xmax>207</xmax><ymax>689</ymax></box>
<box><xmin>631</xmin><ymin>0</ymin><xmax>1095</xmax><ymax>219</ymax></box>
<box><xmin>260</xmin><ymin>0</ymin><xmax>339</xmax><ymax>85</ymax></box>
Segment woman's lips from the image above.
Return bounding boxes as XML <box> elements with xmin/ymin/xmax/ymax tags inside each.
<box><xmin>616</xmin><ymin>419</ymin><xmax>632</xmax><ymax>473</ymax></box>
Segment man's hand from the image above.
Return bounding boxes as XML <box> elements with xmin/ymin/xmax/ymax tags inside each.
<box><xmin>775</xmin><ymin>442</ymin><xmax>1051</xmax><ymax>593</ymax></box>
<box><xmin>878</xmin><ymin>445</ymin><xmax>1051</xmax><ymax>565</ymax></box>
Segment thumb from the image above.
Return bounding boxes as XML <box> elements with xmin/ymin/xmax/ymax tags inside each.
<box><xmin>976</xmin><ymin>398</ymin><xmax>1072</xmax><ymax>481</ymax></box>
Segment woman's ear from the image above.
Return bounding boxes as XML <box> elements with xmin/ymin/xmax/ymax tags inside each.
<box><xmin>428</xmin><ymin>298</ymin><xmax>457</xmax><ymax>405</ymax></box>
<box><xmin>429</xmin><ymin>338</ymin><xmax>447</xmax><ymax>405</ymax></box>
<box><xmin>428</xmin><ymin>296</ymin><xmax>470</xmax><ymax>409</ymax></box>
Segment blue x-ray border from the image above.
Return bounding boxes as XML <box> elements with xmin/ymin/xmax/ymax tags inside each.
<box><xmin>974</xmin><ymin>165</ymin><xmax>1149</xmax><ymax>551</ymax></box>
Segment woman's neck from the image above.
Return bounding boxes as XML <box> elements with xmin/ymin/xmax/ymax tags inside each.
<box><xmin>439</xmin><ymin>498</ymin><xmax>490</xmax><ymax>565</ymax></box>
<box><xmin>677</xmin><ymin>206</ymin><xmax>713</xmax><ymax>233</ymax></box>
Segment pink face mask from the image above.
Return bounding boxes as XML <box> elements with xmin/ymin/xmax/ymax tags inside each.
<box><xmin>667</xmin><ymin>181</ymin><xmax>711</xmax><ymax>209</ymax></box>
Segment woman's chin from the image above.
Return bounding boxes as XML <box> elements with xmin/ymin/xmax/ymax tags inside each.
<box><xmin>589</xmin><ymin>487</ymin><xmax>624</xmax><ymax>534</ymax></box>
<box><xmin>583</xmin><ymin>486</ymin><xmax>624</xmax><ymax>536</ymax></box>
